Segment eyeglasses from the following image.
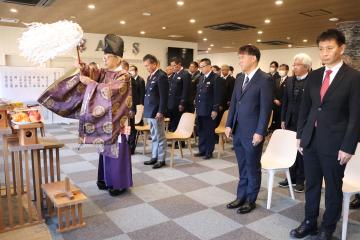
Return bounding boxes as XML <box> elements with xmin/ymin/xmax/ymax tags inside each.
<box><xmin>199</xmin><ymin>64</ymin><xmax>209</xmax><ymax>68</ymax></box>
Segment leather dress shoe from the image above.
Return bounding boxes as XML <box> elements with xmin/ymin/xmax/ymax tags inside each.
<box><xmin>153</xmin><ymin>161</ymin><xmax>166</xmax><ymax>169</ymax></box>
<box><xmin>350</xmin><ymin>195</ymin><xmax>360</xmax><ymax>209</ymax></box>
<box><xmin>315</xmin><ymin>228</ymin><xmax>333</xmax><ymax>240</ymax></box>
<box><xmin>203</xmin><ymin>154</ymin><xmax>212</xmax><ymax>160</ymax></box>
<box><xmin>109</xmin><ymin>188</ymin><xmax>126</xmax><ymax>197</ymax></box>
<box><xmin>194</xmin><ymin>152</ymin><xmax>205</xmax><ymax>157</ymax></box>
<box><xmin>144</xmin><ymin>158</ymin><xmax>157</xmax><ymax>165</ymax></box>
<box><xmin>237</xmin><ymin>202</ymin><xmax>256</xmax><ymax>214</ymax></box>
<box><xmin>96</xmin><ymin>180</ymin><xmax>107</xmax><ymax>190</ymax></box>
<box><xmin>227</xmin><ymin>199</ymin><xmax>245</xmax><ymax>209</ymax></box>
<box><xmin>290</xmin><ymin>220</ymin><xmax>318</xmax><ymax>238</ymax></box>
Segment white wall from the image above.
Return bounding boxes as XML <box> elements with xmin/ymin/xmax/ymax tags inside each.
<box><xmin>198</xmin><ymin>47</ymin><xmax>322</xmax><ymax>76</ymax></box>
<box><xmin>0</xmin><ymin>26</ymin><xmax>198</xmax><ymax>78</ymax></box>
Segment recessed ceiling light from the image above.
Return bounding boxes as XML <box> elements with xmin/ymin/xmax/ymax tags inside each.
<box><xmin>210</xmin><ymin>44</ymin><xmax>214</xmax><ymax>47</ymax></box>
<box><xmin>189</xmin><ymin>19</ymin><xmax>196</xmax><ymax>23</ymax></box>
<box><xmin>197</xmin><ymin>30</ymin><xmax>203</xmax><ymax>34</ymax></box>
<box><xmin>288</xmin><ymin>44</ymin><xmax>293</xmax><ymax>48</ymax></box>
<box><xmin>286</xmin><ymin>36</ymin><xmax>291</xmax><ymax>40</ymax></box>
<box><xmin>208</xmin><ymin>47</ymin><xmax>212</xmax><ymax>50</ymax></box>
<box><xmin>257</xmin><ymin>30</ymin><xmax>263</xmax><ymax>34</ymax></box>
<box><xmin>275</xmin><ymin>0</ymin><xmax>283</xmax><ymax>5</ymax></box>
<box><xmin>329</xmin><ymin>17</ymin><xmax>339</xmax><ymax>22</ymax></box>
<box><xmin>177</xmin><ymin>1</ymin><xmax>184</xmax><ymax>6</ymax></box>
<box><xmin>88</xmin><ymin>4</ymin><xmax>95</xmax><ymax>9</ymax></box>
<box><xmin>206</xmin><ymin>51</ymin><xmax>209</xmax><ymax>53</ymax></box>
<box><xmin>303</xmin><ymin>39</ymin><xmax>308</xmax><ymax>43</ymax></box>
<box><xmin>203</xmin><ymin>38</ymin><xmax>207</xmax><ymax>41</ymax></box>
<box><xmin>140</xmin><ymin>31</ymin><xmax>145</xmax><ymax>35</ymax></box>
<box><xmin>10</xmin><ymin>8</ymin><xmax>17</xmax><ymax>13</ymax></box>
<box><xmin>264</xmin><ymin>19</ymin><xmax>271</xmax><ymax>24</ymax></box>
<box><xmin>162</xmin><ymin>26</ymin><xmax>166</xmax><ymax>30</ymax></box>
<box><xmin>142</xmin><ymin>12</ymin><xmax>151</xmax><ymax>16</ymax></box>
<box><xmin>257</xmin><ymin>39</ymin><xmax>261</xmax><ymax>42</ymax></box>
<box><xmin>120</xmin><ymin>20</ymin><xmax>126</xmax><ymax>25</ymax></box>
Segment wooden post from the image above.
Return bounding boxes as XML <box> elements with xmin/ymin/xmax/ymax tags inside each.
<box><xmin>24</xmin><ymin>150</ymin><xmax>33</xmax><ymax>222</ymax></box>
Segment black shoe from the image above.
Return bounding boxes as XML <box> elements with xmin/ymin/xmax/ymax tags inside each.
<box><xmin>96</xmin><ymin>180</ymin><xmax>107</xmax><ymax>190</ymax></box>
<box><xmin>290</xmin><ymin>220</ymin><xmax>318</xmax><ymax>238</ymax></box>
<box><xmin>194</xmin><ymin>152</ymin><xmax>205</xmax><ymax>157</ymax></box>
<box><xmin>294</xmin><ymin>184</ymin><xmax>305</xmax><ymax>193</ymax></box>
<box><xmin>227</xmin><ymin>199</ymin><xmax>245</xmax><ymax>209</ymax></box>
<box><xmin>153</xmin><ymin>161</ymin><xmax>166</xmax><ymax>169</ymax></box>
<box><xmin>237</xmin><ymin>202</ymin><xmax>256</xmax><ymax>214</ymax></box>
<box><xmin>278</xmin><ymin>179</ymin><xmax>295</xmax><ymax>188</ymax></box>
<box><xmin>109</xmin><ymin>188</ymin><xmax>126</xmax><ymax>197</ymax></box>
<box><xmin>315</xmin><ymin>228</ymin><xmax>333</xmax><ymax>240</ymax></box>
<box><xmin>144</xmin><ymin>158</ymin><xmax>157</xmax><ymax>165</ymax></box>
<box><xmin>350</xmin><ymin>195</ymin><xmax>360</xmax><ymax>209</ymax></box>
<box><xmin>203</xmin><ymin>154</ymin><xmax>212</xmax><ymax>160</ymax></box>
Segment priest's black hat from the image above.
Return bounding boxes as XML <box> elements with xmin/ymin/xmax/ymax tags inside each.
<box><xmin>103</xmin><ymin>34</ymin><xmax>124</xmax><ymax>57</ymax></box>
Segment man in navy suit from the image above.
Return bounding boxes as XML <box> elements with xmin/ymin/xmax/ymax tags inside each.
<box><xmin>225</xmin><ymin>45</ymin><xmax>273</xmax><ymax>214</ymax></box>
<box><xmin>194</xmin><ymin>58</ymin><xmax>222</xmax><ymax>159</ymax></box>
<box><xmin>142</xmin><ymin>54</ymin><xmax>169</xmax><ymax>169</ymax></box>
<box><xmin>290</xmin><ymin>29</ymin><xmax>360</xmax><ymax>240</ymax></box>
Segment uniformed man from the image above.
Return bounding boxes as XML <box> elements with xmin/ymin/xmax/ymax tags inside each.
<box><xmin>167</xmin><ymin>57</ymin><xmax>191</xmax><ymax>132</ymax></box>
<box><xmin>188</xmin><ymin>61</ymin><xmax>202</xmax><ymax>113</ymax></box>
<box><xmin>194</xmin><ymin>58</ymin><xmax>222</xmax><ymax>159</ymax></box>
<box><xmin>143</xmin><ymin>54</ymin><xmax>169</xmax><ymax>169</ymax></box>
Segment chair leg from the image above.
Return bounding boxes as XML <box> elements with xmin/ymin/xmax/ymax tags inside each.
<box><xmin>187</xmin><ymin>139</ymin><xmax>193</xmax><ymax>159</ymax></box>
<box><xmin>170</xmin><ymin>140</ymin><xmax>175</xmax><ymax>168</ymax></box>
<box><xmin>342</xmin><ymin>193</ymin><xmax>351</xmax><ymax>240</ymax></box>
<box><xmin>143</xmin><ymin>131</ymin><xmax>147</xmax><ymax>155</ymax></box>
<box><xmin>285</xmin><ymin>169</ymin><xmax>295</xmax><ymax>200</ymax></box>
<box><xmin>178</xmin><ymin>141</ymin><xmax>184</xmax><ymax>158</ymax></box>
<box><xmin>267</xmin><ymin>169</ymin><xmax>275</xmax><ymax>209</ymax></box>
<box><xmin>217</xmin><ymin>134</ymin><xmax>223</xmax><ymax>159</ymax></box>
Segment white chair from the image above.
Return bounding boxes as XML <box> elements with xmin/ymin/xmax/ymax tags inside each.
<box><xmin>261</xmin><ymin>129</ymin><xmax>297</xmax><ymax>209</ymax></box>
<box><xmin>341</xmin><ymin>143</ymin><xmax>360</xmax><ymax>240</ymax></box>
<box><xmin>166</xmin><ymin>113</ymin><xmax>195</xmax><ymax>167</ymax></box>
<box><xmin>215</xmin><ymin>110</ymin><xmax>229</xmax><ymax>158</ymax></box>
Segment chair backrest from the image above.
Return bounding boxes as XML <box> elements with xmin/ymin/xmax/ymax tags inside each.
<box><xmin>217</xmin><ymin>110</ymin><xmax>229</xmax><ymax>129</ymax></box>
<box><xmin>343</xmin><ymin>143</ymin><xmax>360</xmax><ymax>187</ymax></box>
<box><xmin>134</xmin><ymin>105</ymin><xmax>144</xmax><ymax>124</ymax></box>
<box><xmin>174</xmin><ymin>112</ymin><xmax>195</xmax><ymax>138</ymax></box>
<box><xmin>261</xmin><ymin>129</ymin><xmax>297</xmax><ymax>167</ymax></box>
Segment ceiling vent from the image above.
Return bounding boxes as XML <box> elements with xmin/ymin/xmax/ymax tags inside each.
<box><xmin>0</xmin><ymin>0</ymin><xmax>55</xmax><ymax>6</ymax></box>
<box><xmin>205</xmin><ymin>22</ymin><xmax>256</xmax><ymax>31</ymax></box>
<box><xmin>299</xmin><ymin>9</ymin><xmax>332</xmax><ymax>17</ymax></box>
<box><xmin>260</xmin><ymin>40</ymin><xmax>291</xmax><ymax>46</ymax></box>
<box><xmin>0</xmin><ymin>17</ymin><xmax>20</xmax><ymax>23</ymax></box>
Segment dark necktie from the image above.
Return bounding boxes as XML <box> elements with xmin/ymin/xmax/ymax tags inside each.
<box><xmin>242</xmin><ymin>76</ymin><xmax>250</xmax><ymax>91</ymax></box>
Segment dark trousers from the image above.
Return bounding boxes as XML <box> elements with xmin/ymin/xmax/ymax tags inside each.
<box><xmin>128</xmin><ymin>118</ymin><xmax>136</xmax><ymax>154</ymax></box>
<box><xmin>168</xmin><ymin>108</ymin><xmax>183</xmax><ymax>132</ymax></box>
<box><xmin>303</xmin><ymin>129</ymin><xmax>346</xmax><ymax>232</ymax></box>
<box><xmin>270</xmin><ymin>104</ymin><xmax>281</xmax><ymax>130</ymax></box>
<box><xmin>287</xmin><ymin>118</ymin><xmax>305</xmax><ymax>185</ymax></box>
<box><xmin>197</xmin><ymin>115</ymin><xmax>216</xmax><ymax>156</ymax></box>
<box><xmin>233</xmin><ymin>130</ymin><xmax>263</xmax><ymax>203</ymax></box>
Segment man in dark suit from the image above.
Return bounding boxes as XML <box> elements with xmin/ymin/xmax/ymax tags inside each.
<box><xmin>221</xmin><ymin>64</ymin><xmax>236</xmax><ymax>110</ymax></box>
<box><xmin>290</xmin><ymin>29</ymin><xmax>360</xmax><ymax>240</ymax></box>
<box><xmin>142</xmin><ymin>54</ymin><xmax>169</xmax><ymax>169</ymax></box>
<box><xmin>129</xmin><ymin>65</ymin><xmax>145</xmax><ymax>105</ymax></box>
<box><xmin>269</xmin><ymin>64</ymin><xmax>289</xmax><ymax>130</ymax></box>
<box><xmin>225</xmin><ymin>45</ymin><xmax>273</xmax><ymax>214</ymax></box>
<box><xmin>167</xmin><ymin>57</ymin><xmax>191</xmax><ymax>132</ymax></box>
<box><xmin>269</xmin><ymin>61</ymin><xmax>280</xmax><ymax>82</ymax></box>
<box><xmin>194</xmin><ymin>58</ymin><xmax>222</xmax><ymax>159</ymax></box>
<box><xmin>188</xmin><ymin>61</ymin><xmax>202</xmax><ymax>113</ymax></box>
<box><xmin>278</xmin><ymin>55</ymin><xmax>312</xmax><ymax>192</ymax></box>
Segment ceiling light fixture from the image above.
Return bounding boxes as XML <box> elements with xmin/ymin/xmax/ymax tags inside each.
<box><xmin>288</xmin><ymin>44</ymin><xmax>293</xmax><ymax>48</ymax></box>
<box><xmin>203</xmin><ymin>38</ymin><xmax>207</xmax><ymax>41</ymax></box>
<box><xmin>257</xmin><ymin>30</ymin><xmax>263</xmax><ymax>34</ymax></box>
<box><xmin>88</xmin><ymin>4</ymin><xmax>95</xmax><ymax>9</ymax></box>
<box><xmin>210</xmin><ymin>44</ymin><xmax>214</xmax><ymax>47</ymax></box>
<box><xmin>208</xmin><ymin>47</ymin><xmax>212</xmax><ymax>50</ymax></box>
<box><xmin>197</xmin><ymin>30</ymin><xmax>203</xmax><ymax>34</ymax></box>
<box><xmin>264</xmin><ymin>19</ymin><xmax>271</xmax><ymax>24</ymax></box>
<box><xmin>177</xmin><ymin>1</ymin><xmax>184</xmax><ymax>6</ymax></box>
<box><xmin>189</xmin><ymin>19</ymin><xmax>196</xmax><ymax>23</ymax></box>
<box><xmin>303</xmin><ymin>39</ymin><xmax>308</xmax><ymax>43</ymax></box>
<box><xmin>257</xmin><ymin>39</ymin><xmax>261</xmax><ymax>42</ymax></box>
<box><xmin>10</xmin><ymin>8</ymin><xmax>18</xmax><ymax>13</ymax></box>
<box><xmin>162</xmin><ymin>26</ymin><xmax>166</xmax><ymax>30</ymax></box>
<box><xmin>120</xmin><ymin>20</ymin><xmax>126</xmax><ymax>25</ymax></box>
<box><xmin>140</xmin><ymin>31</ymin><xmax>145</xmax><ymax>35</ymax></box>
<box><xmin>142</xmin><ymin>12</ymin><xmax>152</xmax><ymax>16</ymax></box>
<box><xmin>286</xmin><ymin>36</ymin><xmax>291</xmax><ymax>40</ymax></box>
<box><xmin>275</xmin><ymin>0</ymin><xmax>283</xmax><ymax>5</ymax></box>
<box><xmin>329</xmin><ymin>17</ymin><xmax>339</xmax><ymax>22</ymax></box>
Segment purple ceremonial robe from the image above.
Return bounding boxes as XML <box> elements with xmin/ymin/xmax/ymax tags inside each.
<box><xmin>98</xmin><ymin>134</ymin><xmax>133</xmax><ymax>189</ymax></box>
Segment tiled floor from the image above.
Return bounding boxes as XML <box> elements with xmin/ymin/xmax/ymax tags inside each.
<box><xmin>33</xmin><ymin>124</ymin><xmax>360</xmax><ymax>239</ymax></box>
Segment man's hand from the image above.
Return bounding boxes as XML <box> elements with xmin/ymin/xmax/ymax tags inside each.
<box><xmin>338</xmin><ymin>150</ymin><xmax>352</xmax><ymax>165</ymax></box>
<box><xmin>178</xmin><ymin>105</ymin><xmax>185</xmax><ymax>112</ymax></box>
<box><xmin>252</xmin><ymin>133</ymin><xmax>263</xmax><ymax>146</ymax></box>
<box><xmin>281</xmin><ymin>121</ymin><xmax>286</xmax><ymax>129</ymax></box>
<box><xmin>211</xmin><ymin>111</ymin><xmax>217</xmax><ymax>120</ymax></box>
<box><xmin>155</xmin><ymin>112</ymin><xmax>164</xmax><ymax>122</ymax></box>
<box><xmin>297</xmin><ymin>139</ymin><xmax>303</xmax><ymax>155</ymax></box>
<box><xmin>225</xmin><ymin>127</ymin><xmax>232</xmax><ymax>139</ymax></box>
<box><xmin>129</xmin><ymin>111</ymin><xmax>135</xmax><ymax>119</ymax></box>
<box><xmin>274</xmin><ymin>99</ymin><xmax>281</xmax><ymax>106</ymax></box>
